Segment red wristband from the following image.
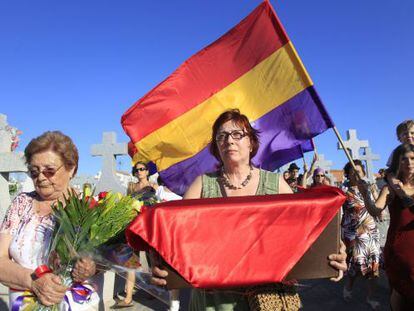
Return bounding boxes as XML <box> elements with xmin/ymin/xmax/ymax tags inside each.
<box><xmin>31</xmin><ymin>265</ymin><xmax>52</xmax><ymax>281</ymax></box>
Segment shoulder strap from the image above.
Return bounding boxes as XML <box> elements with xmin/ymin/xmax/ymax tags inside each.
<box><xmin>261</xmin><ymin>170</ymin><xmax>280</xmax><ymax>195</ymax></box>
<box><xmin>201</xmin><ymin>172</ymin><xmax>221</xmax><ymax>198</ymax></box>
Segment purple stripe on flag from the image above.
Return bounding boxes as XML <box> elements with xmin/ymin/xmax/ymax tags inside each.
<box><xmin>160</xmin><ymin>86</ymin><xmax>333</xmax><ymax>195</ymax></box>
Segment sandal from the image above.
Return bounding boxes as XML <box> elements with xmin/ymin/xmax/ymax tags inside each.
<box><xmin>110</xmin><ymin>300</ymin><xmax>134</xmax><ymax>309</ymax></box>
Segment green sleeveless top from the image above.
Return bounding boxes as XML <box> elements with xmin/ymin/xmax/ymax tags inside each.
<box><xmin>189</xmin><ymin>169</ymin><xmax>280</xmax><ymax>311</ymax></box>
<box><xmin>201</xmin><ymin>169</ymin><xmax>280</xmax><ymax>198</ymax></box>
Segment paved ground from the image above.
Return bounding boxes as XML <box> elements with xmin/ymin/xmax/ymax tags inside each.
<box><xmin>298</xmin><ymin>272</ymin><xmax>390</xmax><ymax>311</ymax></box>
<box><xmin>105</xmin><ymin>270</ymin><xmax>390</xmax><ymax>310</ymax></box>
<box><xmin>0</xmin><ymin>271</ymin><xmax>391</xmax><ymax>311</ymax></box>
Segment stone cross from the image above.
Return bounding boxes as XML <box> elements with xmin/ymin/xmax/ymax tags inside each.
<box><xmin>0</xmin><ymin>114</ymin><xmax>27</xmax><ymax>222</ymax></box>
<box><xmin>315</xmin><ymin>154</ymin><xmax>333</xmax><ymax>173</ymax></box>
<box><xmin>337</xmin><ymin>129</ymin><xmax>369</xmax><ymax>159</ymax></box>
<box><xmin>359</xmin><ymin>147</ymin><xmax>380</xmax><ymax>182</ymax></box>
<box><xmin>314</xmin><ymin>154</ymin><xmax>334</xmax><ymax>185</ymax></box>
<box><xmin>0</xmin><ymin>114</ymin><xmax>9</xmax><ymax>153</ymax></box>
<box><xmin>91</xmin><ymin>132</ymin><xmax>128</xmax><ymax>194</ymax></box>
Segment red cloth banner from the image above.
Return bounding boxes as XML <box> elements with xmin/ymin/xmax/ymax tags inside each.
<box><xmin>126</xmin><ymin>186</ymin><xmax>346</xmax><ymax>288</ymax></box>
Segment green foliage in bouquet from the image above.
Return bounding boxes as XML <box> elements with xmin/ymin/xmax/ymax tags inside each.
<box><xmin>50</xmin><ymin>190</ymin><xmax>141</xmax><ymax>270</ymax></box>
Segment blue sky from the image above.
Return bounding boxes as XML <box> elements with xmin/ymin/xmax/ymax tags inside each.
<box><xmin>1</xmin><ymin>0</ymin><xmax>413</xmax><ymax>176</ymax></box>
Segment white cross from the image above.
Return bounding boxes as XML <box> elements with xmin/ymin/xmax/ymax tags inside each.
<box><xmin>337</xmin><ymin>129</ymin><xmax>369</xmax><ymax>159</ymax></box>
<box><xmin>314</xmin><ymin>154</ymin><xmax>334</xmax><ymax>184</ymax></box>
<box><xmin>359</xmin><ymin>147</ymin><xmax>380</xmax><ymax>182</ymax></box>
<box><xmin>315</xmin><ymin>154</ymin><xmax>333</xmax><ymax>173</ymax></box>
<box><xmin>91</xmin><ymin>132</ymin><xmax>128</xmax><ymax>194</ymax></box>
<box><xmin>0</xmin><ymin>114</ymin><xmax>6</xmax><ymax>127</ymax></box>
<box><xmin>0</xmin><ymin>114</ymin><xmax>27</xmax><ymax>222</ymax></box>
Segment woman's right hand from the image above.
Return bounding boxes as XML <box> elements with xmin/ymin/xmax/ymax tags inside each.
<box><xmin>150</xmin><ymin>266</ymin><xmax>168</xmax><ymax>286</ymax></box>
<box><xmin>31</xmin><ymin>273</ymin><xmax>67</xmax><ymax>306</ymax></box>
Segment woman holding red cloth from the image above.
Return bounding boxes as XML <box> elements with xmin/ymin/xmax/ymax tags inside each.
<box><xmin>358</xmin><ymin>143</ymin><xmax>414</xmax><ymax>310</ymax></box>
<box><xmin>152</xmin><ymin>109</ymin><xmax>347</xmax><ymax>310</ymax></box>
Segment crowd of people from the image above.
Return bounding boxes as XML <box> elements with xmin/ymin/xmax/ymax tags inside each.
<box><xmin>0</xmin><ymin>112</ymin><xmax>413</xmax><ymax>310</ymax></box>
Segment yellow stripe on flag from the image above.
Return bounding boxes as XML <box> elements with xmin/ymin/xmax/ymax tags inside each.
<box><xmin>134</xmin><ymin>42</ymin><xmax>313</xmax><ymax>170</ymax></box>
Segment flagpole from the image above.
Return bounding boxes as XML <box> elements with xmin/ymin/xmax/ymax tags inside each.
<box><xmin>332</xmin><ymin>126</ymin><xmax>357</xmax><ymax>170</ymax></box>
<box><xmin>310</xmin><ymin>138</ymin><xmax>317</xmax><ymax>154</ymax></box>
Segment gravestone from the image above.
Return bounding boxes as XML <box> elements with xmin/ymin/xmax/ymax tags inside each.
<box><xmin>337</xmin><ymin>129</ymin><xmax>368</xmax><ymax>159</ymax></box>
<box><xmin>337</xmin><ymin>129</ymin><xmax>380</xmax><ymax>182</ymax></box>
<box><xmin>91</xmin><ymin>132</ymin><xmax>128</xmax><ymax>194</ymax></box>
<box><xmin>314</xmin><ymin>154</ymin><xmax>333</xmax><ymax>173</ymax></box>
<box><xmin>0</xmin><ymin>114</ymin><xmax>27</xmax><ymax>309</ymax></box>
<box><xmin>0</xmin><ymin>114</ymin><xmax>27</xmax><ymax>221</ymax></box>
<box><xmin>314</xmin><ymin>154</ymin><xmax>335</xmax><ymax>185</ymax></box>
<box><xmin>359</xmin><ymin>147</ymin><xmax>380</xmax><ymax>181</ymax></box>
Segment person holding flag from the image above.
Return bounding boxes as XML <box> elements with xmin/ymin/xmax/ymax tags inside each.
<box><xmin>151</xmin><ymin>109</ymin><xmax>347</xmax><ymax>310</ymax></box>
<box><xmin>122</xmin><ymin>1</ymin><xmax>349</xmax><ymax>309</ymax></box>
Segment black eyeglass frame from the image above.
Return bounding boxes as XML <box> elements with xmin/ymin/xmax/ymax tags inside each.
<box><xmin>215</xmin><ymin>130</ymin><xmax>247</xmax><ymax>142</ymax></box>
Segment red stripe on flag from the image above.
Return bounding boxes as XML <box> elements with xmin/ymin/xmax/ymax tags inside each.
<box><xmin>122</xmin><ymin>1</ymin><xmax>289</xmax><ymax>143</ymax></box>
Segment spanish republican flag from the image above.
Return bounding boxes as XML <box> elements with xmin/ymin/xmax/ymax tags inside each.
<box><xmin>122</xmin><ymin>0</ymin><xmax>334</xmax><ymax>194</ymax></box>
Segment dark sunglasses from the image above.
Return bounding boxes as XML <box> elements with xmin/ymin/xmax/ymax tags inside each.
<box><xmin>29</xmin><ymin>164</ymin><xmax>64</xmax><ymax>179</ymax></box>
<box><xmin>216</xmin><ymin>130</ymin><xmax>247</xmax><ymax>142</ymax></box>
<box><xmin>315</xmin><ymin>174</ymin><xmax>325</xmax><ymax>178</ymax></box>
<box><xmin>135</xmin><ymin>167</ymin><xmax>148</xmax><ymax>172</ymax></box>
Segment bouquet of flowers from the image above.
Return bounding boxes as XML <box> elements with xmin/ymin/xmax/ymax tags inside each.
<box><xmin>16</xmin><ymin>190</ymin><xmax>169</xmax><ymax>310</ymax></box>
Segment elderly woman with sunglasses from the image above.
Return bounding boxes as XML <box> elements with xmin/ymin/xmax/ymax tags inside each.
<box><xmin>152</xmin><ymin>109</ymin><xmax>347</xmax><ymax>311</ymax></box>
<box><xmin>0</xmin><ymin>131</ymin><xmax>97</xmax><ymax>310</ymax></box>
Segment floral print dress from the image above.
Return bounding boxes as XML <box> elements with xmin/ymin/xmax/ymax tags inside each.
<box><xmin>341</xmin><ymin>185</ymin><xmax>381</xmax><ymax>277</ymax></box>
<box><xmin>0</xmin><ymin>192</ymin><xmax>99</xmax><ymax>310</ymax></box>
<box><xmin>0</xmin><ymin>192</ymin><xmax>55</xmax><ymax>307</ymax></box>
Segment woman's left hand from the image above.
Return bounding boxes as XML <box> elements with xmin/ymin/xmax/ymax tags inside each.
<box><xmin>328</xmin><ymin>240</ymin><xmax>347</xmax><ymax>282</ymax></box>
<box><xmin>72</xmin><ymin>257</ymin><xmax>96</xmax><ymax>283</ymax></box>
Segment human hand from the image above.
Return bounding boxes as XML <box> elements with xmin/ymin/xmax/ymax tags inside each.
<box><xmin>72</xmin><ymin>257</ymin><xmax>96</xmax><ymax>283</ymax></box>
<box><xmin>31</xmin><ymin>273</ymin><xmax>67</xmax><ymax>306</ymax></box>
<box><xmin>151</xmin><ymin>266</ymin><xmax>168</xmax><ymax>286</ymax></box>
<box><xmin>388</xmin><ymin>176</ymin><xmax>404</xmax><ymax>193</ymax></box>
<box><xmin>328</xmin><ymin>240</ymin><xmax>347</xmax><ymax>282</ymax></box>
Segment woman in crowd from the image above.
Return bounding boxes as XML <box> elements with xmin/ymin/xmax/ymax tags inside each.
<box><xmin>341</xmin><ymin>160</ymin><xmax>381</xmax><ymax>309</ymax></box>
<box><xmin>151</xmin><ymin>109</ymin><xmax>347</xmax><ymax>311</ymax></box>
<box><xmin>113</xmin><ymin>161</ymin><xmax>158</xmax><ymax>309</ymax></box>
<box><xmin>128</xmin><ymin>161</ymin><xmax>157</xmax><ymax>201</ymax></box>
<box><xmin>309</xmin><ymin>168</ymin><xmax>329</xmax><ymax>188</ymax></box>
<box><xmin>0</xmin><ymin>131</ymin><xmax>97</xmax><ymax>310</ymax></box>
<box><xmin>358</xmin><ymin>143</ymin><xmax>414</xmax><ymax>310</ymax></box>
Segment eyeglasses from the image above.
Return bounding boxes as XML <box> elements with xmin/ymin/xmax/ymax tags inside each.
<box><xmin>315</xmin><ymin>174</ymin><xmax>325</xmax><ymax>178</ymax></box>
<box><xmin>135</xmin><ymin>167</ymin><xmax>147</xmax><ymax>172</ymax></box>
<box><xmin>216</xmin><ymin>130</ymin><xmax>247</xmax><ymax>142</ymax></box>
<box><xmin>28</xmin><ymin>164</ymin><xmax>65</xmax><ymax>179</ymax></box>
